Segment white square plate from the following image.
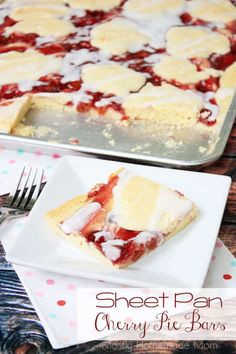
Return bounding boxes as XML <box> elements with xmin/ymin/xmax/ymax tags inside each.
<box><xmin>6</xmin><ymin>156</ymin><xmax>231</xmax><ymax>288</ymax></box>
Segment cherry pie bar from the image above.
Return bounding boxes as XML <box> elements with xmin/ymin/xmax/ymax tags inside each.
<box><xmin>0</xmin><ymin>0</ymin><xmax>235</xmax><ymax>133</ymax></box>
<box><xmin>46</xmin><ymin>168</ymin><xmax>197</xmax><ymax>268</ymax></box>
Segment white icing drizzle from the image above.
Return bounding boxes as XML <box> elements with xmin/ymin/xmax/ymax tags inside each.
<box><xmin>0</xmin><ymin>7</ymin><xmax>9</xmax><ymax>24</ymax></box>
<box><xmin>101</xmin><ymin>241</ymin><xmax>122</xmax><ymax>261</ymax></box>
<box><xmin>110</xmin><ymin>169</ymin><xmax>136</xmax><ymax>221</ymax></box>
<box><xmin>100</xmin><ymin>229</ymin><xmax>164</xmax><ymax>261</ymax></box>
<box><xmin>134</xmin><ymin>231</ymin><xmax>164</xmax><ymax>245</ymax></box>
<box><xmin>145</xmin><ymin>53</ymin><xmax>166</xmax><ymax>64</ymax></box>
<box><xmin>36</xmin><ymin>36</ymin><xmax>56</xmax><ymax>46</ymax></box>
<box><xmin>216</xmin><ymin>88</ymin><xmax>234</xmax><ymax>99</ymax></box>
<box><xmin>62</xmin><ymin>8</ymin><xmax>86</xmax><ymax>21</ymax></box>
<box><xmin>71</xmin><ymin>88</ymin><xmax>93</xmax><ymax>105</ymax></box>
<box><xmin>59</xmin><ymin>202</ymin><xmax>101</xmax><ymax>234</ymax></box>
<box><xmin>203</xmin><ymin>102</ymin><xmax>219</xmax><ymax>121</ymax></box>
<box><xmin>94</xmin><ymin>230</ymin><xmax>114</xmax><ymax>241</ymax></box>
<box><xmin>194</xmin><ymin>90</ymin><xmax>219</xmax><ymax>122</ymax></box>
<box><xmin>124</xmin><ymin>14</ymin><xmax>182</xmax><ymax>49</ymax></box>
<box><xmin>18</xmin><ymin>79</ymin><xmax>44</xmax><ymax>92</ymax></box>
<box><xmin>60</xmin><ymin>49</ymin><xmax>109</xmax><ymax>83</ymax></box>
<box><xmin>148</xmin><ymin>186</ymin><xmax>192</xmax><ymax>230</ymax></box>
<box><xmin>94</xmin><ymin>96</ymin><xmax>123</xmax><ymax>107</ymax></box>
<box><xmin>67</xmin><ymin>27</ymin><xmax>90</xmax><ymax>42</ymax></box>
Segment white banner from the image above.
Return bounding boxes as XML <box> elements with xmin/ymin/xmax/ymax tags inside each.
<box><xmin>76</xmin><ymin>288</ymin><xmax>236</xmax><ymax>341</ymax></box>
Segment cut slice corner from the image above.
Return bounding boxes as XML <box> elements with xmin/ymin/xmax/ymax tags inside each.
<box><xmin>0</xmin><ymin>95</ymin><xmax>32</xmax><ymax>134</ymax></box>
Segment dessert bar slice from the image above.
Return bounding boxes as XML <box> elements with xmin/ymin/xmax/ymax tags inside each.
<box><xmin>0</xmin><ymin>95</ymin><xmax>31</xmax><ymax>133</ymax></box>
<box><xmin>46</xmin><ymin>168</ymin><xmax>197</xmax><ymax>268</ymax></box>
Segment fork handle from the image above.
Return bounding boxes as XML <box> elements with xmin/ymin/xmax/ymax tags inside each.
<box><xmin>0</xmin><ymin>208</ymin><xmax>28</xmax><ymax>225</ymax></box>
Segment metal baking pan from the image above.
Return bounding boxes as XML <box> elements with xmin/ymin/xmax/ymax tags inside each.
<box><xmin>1</xmin><ymin>91</ymin><xmax>236</xmax><ymax>168</ymax></box>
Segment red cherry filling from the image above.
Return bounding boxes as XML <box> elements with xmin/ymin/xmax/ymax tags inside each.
<box><xmin>71</xmin><ymin>10</ymin><xmax>113</xmax><ymax>27</ymax></box>
<box><xmin>0</xmin><ymin>45</ymin><xmax>28</xmax><ymax>54</ymax></box>
<box><xmin>179</xmin><ymin>12</ymin><xmax>208</xmax><ymax>26</ymax></box>
<box><xmin>93</xmin><ymin>229</ymin><xmax>160</xmax><ymax>266</ymax></box>
<box><xmin>88</xmin><ymin>173</ymin><xmax>118</xmax><ymax>205</ymax></box>
<box><xmin>0</xmin><ymin>83</ymin><xmax>23</xmax><ymax>100</ymax></box>
<box><xmin>180</xmin><ymin>12</ymin><xmax>193</xmax><ymax>24</ymax></box>
<box><xmin>0</xmin><ymin>16</ymin><xmax>16</xmax><ymax>33</ymax></box>
<box><xmin>31</xmin><ymin>74</ymin><xmax>82</xmax><ymax>93</ymax></box>
<box><xmin>196</xmin><ymin>76</ymin><xmax>220</xmax><ymax>93</ymax></box>
<box><xmin>226</xmin><ymin>20</ymin><xmax>236</xmax><ymax>34</ymax></box>
<box><xmin>38</xmin><ymin>40</ymin><xmax>97</xmax><ymax>55</ymax></box>
<box><xmin>8</xmin><ymin>32</ymin><xmax>39</xmax><ymax>45</ymax></box>
<box><xmin>0</xmin><ymin>32</ymin><xmax>39</xmax><ymax>53</ymax></box>
<box><xmin>112</xmin><ymin>50</ymin><xmax>153</xmax><ymax>62</ymax></box>
<box><xmin>198</xmin><ymin>108</ymin><xmax>216</xmax><ymax>126</ymax></box>
<box><xmin>76</xmin><ymin>91</ymin><xmax>129</xmax><ymax>120</ymax></box>
<box><xmin>209</xmin><ymin>53</ymin><xmax>236</xmax><ymax>70</ymax></box>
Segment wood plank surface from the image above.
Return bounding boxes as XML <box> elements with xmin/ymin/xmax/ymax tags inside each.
<box><xmin>0</xmin><ymin>123</ymin><xmax>236</xmax><ymax>353</ymax></box>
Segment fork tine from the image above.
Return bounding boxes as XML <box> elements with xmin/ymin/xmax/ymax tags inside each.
<box><xmin>5</xmin><ymin>167</ymin><xmax>25</xmax><ymax>207</ymax></box>
<box><xmin>19</xmin><ymin>168</ymin><xmax>38</xmax><ymax>209</ymax></box>
<box><xmin>11</xmin><ymin>167</ymin><xmax>32</xmax><ymax>208</ymax></box>
<box><xmin>23</xmin><ymin>168</ymin><xmax>44</xmax><ymax>210</ymax></box>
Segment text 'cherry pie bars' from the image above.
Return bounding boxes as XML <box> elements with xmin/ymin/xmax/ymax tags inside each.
<box><xmin>0</xmin><ymin>0</ymin><xmax>236</xmax><ymax>134</ymax></box>
<box><xmin>46</xmin><ymin>169</ymin><xmax>197</xmax><ymax>268</ymax></box>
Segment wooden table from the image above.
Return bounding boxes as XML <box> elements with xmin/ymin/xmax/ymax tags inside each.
<box><xmin>0</xmin><ymin>124</ymin><xmax>236</xmax><ymax>354</ymax></box>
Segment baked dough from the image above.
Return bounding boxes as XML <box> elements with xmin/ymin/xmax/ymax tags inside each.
<box><xmin>188</xmin><ymin>0</ymin><xmax>236</xmax><ymax>23</ymax></box>
<box><xmin>215</xmin><ymin>88</ymin><xmax>235</xmax><ymax>124</ymax></box>
<box><xmin>6</xmin><ymin>18</ymin><xmax>76</xmax><ymax>37</ymax></box>
<box><xmin>81</xmin><ymin>63</ymin><xmax>146</xmax><ymax>96</ymax></box>
<box><xmin>0</xmin><ymin>95</ymin><xmax>31</xmax><ymax>133</ymax></box>
<box><xmin>46</xmin><ymin>168</ymin><xmax>197</xmax><ymax>268</ymax></box>
<box><xmin>166</xmin><ymin>26</ymin><xmax>230</xmax><ymax>58</ymax></box>
<box><xmin>9</xmin><ymin>4</ymin><xmax>70</xmax><ymax>21</ymax></box>
<box><xmin>220</xmin><ymin>62</ymin><xmax>236</xmax><ymax>89</ymax></box>
<box><xmin>31</xmin><ymin>93</ymin><xmax>76</xmax><ymax>112</ymax></box>
<box><xmin>123</xmin><ymin>83</ymin><xmax>203</xmax><ymax>125</ymax></box>
<box><xmin>68</xmin><ymin>0</ymin><xmax>122</xmax><ymax>11</ymax></box>
<box><xmin>112</xmin><ymin>170</ymin><xmax>196</xmax><ymax>232</ymax></box>
<box><xmin>153</xmin><ymin>56</ymin><xmax>221</xmax><ymax>84</ymax></box>
<box><xmin>0</xmin><ymin>50</ymin><xmax>62</xmax><ymax>85</ymax></box>
<box><xmin>124</xmin><ymin>0</ymin><xmax>185</xmax><ymax>16</ymax></box>
<box><xmin>91</xmin><ymin>18</ymin><xmax>149</xmax><ymax>55</ymax></box>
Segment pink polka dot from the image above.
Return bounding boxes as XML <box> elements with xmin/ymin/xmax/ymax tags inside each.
<box><xmin>211</xmin><ymin>255</ymin><xmax>216</xmax><ymax>261</ymax></box>
<box><xmin>46</xmin><ymin>279</ymin><xmax>55</xmax><ymax>285</ymax></box>
<box><xmin>8</xmin><ymin>160</ymin><xmax>16</xmax><ymax>164</ymax></box>
<box><xmin>36</xmin><ymin>291</ymin><xmax>44</xmax><ymax>297</ymax></box>
<box><xmin>69</xmin><ymin>320</ymin><xmax>77</xmax><ymax>327</ymax></box>
<box><xmin>216</xmin><ymin>240</ymin><xmax>223</xmax><ymax>248</ymax></box>
<box><xmin>42</xmin><ymin>174</ymin><xmax>47</xmax><ymax>182</ymax></box>
<box><xmin>67</xmin><ymin>284</ymin><xmax>76</xmax><ymax>290</ymax></box>
<box><xmin>52</xmin><ymin>153</ymin><xmax>61</xmax><ymax>159</ymax></box>
<box><xmin>223</xmin><ymin>274</ymin><xmax>232</xmax><ymax>280</ymax></box>
<box><xmin>25</xmin><ymin>271</ymin><xmax>34</xmax><ymax>277</ymax></box>
<box><xmin>35</xmin><ymin>150</ymin><xmax>43</xmax><ymax>157</ymax></box>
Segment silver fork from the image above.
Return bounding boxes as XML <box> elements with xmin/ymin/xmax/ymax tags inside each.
<box><xmin>0</xmin><ymin>167</ymin><xmax>44</xmax><ymax>225</ymax></box>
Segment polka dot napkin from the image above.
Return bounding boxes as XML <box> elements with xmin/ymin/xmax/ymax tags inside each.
<box><xmin>0</xmin><ymin>147</ymin><xmax>235</xmax><ymax>349</ymax></box>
